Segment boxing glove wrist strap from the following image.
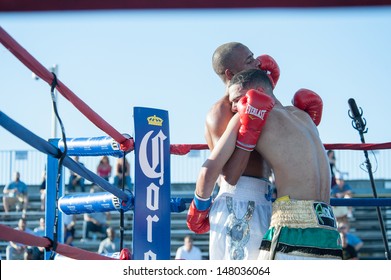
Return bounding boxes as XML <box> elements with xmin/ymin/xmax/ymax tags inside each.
<box><xmin>194</xmin><ymin>192</ymin><xmax>212</xmax><ymax>211</ymax></box>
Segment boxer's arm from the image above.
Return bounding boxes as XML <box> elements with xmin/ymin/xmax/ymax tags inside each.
<box><xmin>206</xmin><ymin>129</ymin><xmax>250</xmax><ymax>186</ymax></box>
<box><xmin>205</xmin><ymin>99</ymin><xmax>252</xmax><ymax>185</ymax></box>
<box><xmin>188</xmin><ymin>114</ymin><xmax>241</xmax><ymax>234</ymax></box>
<box><xmin>198</xmin><ymin>114</ymin><xmax>241</xmax><ymax>198</ymax></box>
<box><xmin>221</xmin><ymin>148</ymin><xmax>250</xmax><ymax>185</ymax></box>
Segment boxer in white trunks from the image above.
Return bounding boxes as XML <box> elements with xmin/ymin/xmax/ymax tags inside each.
<box><xmin>187</xmin><ymin>42</ymin><xmax>279</xmax><ymax>259</ymax></box>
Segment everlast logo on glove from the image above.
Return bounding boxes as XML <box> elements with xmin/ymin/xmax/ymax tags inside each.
<box><xmin>235</xmin><ymin>89</ymin><xmax>275</xmax><ymax>152</ymax></box>
<box><xmin>246</xmin><ymin>104</ymin><xmax>267</xmax><ymax>120</ymax></box>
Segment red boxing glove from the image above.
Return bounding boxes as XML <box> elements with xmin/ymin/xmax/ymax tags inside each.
<box><xmin>292</xmin><ymin>88</ymin><xmax>323</xmax><ymax>126</ymax></box>
<box><xmin>257</xmin><ymin>55</ymin><xmax>280</xmax><ymax>89</ymax></box>
<box><xmin>236</xmin><ymin>89</ymin><xmax>275</xmax><ymax>151</ymax></box>
<box><xmin>187</xmin><ymin>200</ymin><xmax>211</xmax><ymax>234</ymax></box>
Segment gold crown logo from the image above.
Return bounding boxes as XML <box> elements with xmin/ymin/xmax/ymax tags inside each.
<box><xmin>147</xmin><ymin>115</ymin><xmax>163</xmax><ymax>126</ymax></box>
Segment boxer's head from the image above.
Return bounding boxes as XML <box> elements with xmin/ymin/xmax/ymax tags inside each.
<box><xmin>228</xmin><ymin>69</ymin><xmax>273</xmax><ymax>112</ymax></box>
<box><xmin>212</xmin><ymin>42</ymin><xmax>260</xmax><ymax>84</ymax></box>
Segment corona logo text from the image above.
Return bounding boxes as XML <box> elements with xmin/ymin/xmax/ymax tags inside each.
<box><xmin>138</xmin><ymin>129</ymin><xmax>167</xmax><ymax>259</ymax></box>
<box><xmin>140</xmin><ymin>130</ymin><xmax>166</xmax><ymax>185</ymax></box>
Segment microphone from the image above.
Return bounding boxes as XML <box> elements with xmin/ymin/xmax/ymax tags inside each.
<box><xmin>348</xmin><ymin>98</ymin><xmax>366</xmax><ymax>132</ymax></box>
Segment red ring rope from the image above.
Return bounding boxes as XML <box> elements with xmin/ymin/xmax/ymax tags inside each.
<box><xmin>0</xmin><ymin>27</ymin><xmax>133</xmax><ymax>152</ymax></box>
<box><xmin>0</xmin><ymin>224</ymin><xmax>114</xmax><ymax>260</ymax></box>
<box><xmin>169</xmin><ymin>142</ymin><xmax>391</xmax><ymax>155</ymax></box>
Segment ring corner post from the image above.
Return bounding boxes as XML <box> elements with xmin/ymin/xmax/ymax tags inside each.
<box><xmin>132</xmin><ymin>107</ymin><xmax>171</xmax><ymax>260</ymax></box>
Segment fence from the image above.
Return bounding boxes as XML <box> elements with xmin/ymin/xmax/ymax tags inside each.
<box><xmin>0</xmin><ymin>149</ymin><xmax>211</xmax><ymax>185</ymax></box>
<box><xmin>1</xmin><ymin>148</ymin><xmax>391</xmax><ymax>186</ymax></box>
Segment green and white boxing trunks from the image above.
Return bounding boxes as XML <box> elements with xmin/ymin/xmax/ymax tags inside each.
<box><xmin>258</xmin><ymin>197</ymin><xmax>343</xmax><ymax>260</ymax></box>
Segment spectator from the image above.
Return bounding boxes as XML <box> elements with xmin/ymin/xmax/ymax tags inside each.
<box><xmin>98</xmin><ymin>227</ymin><xmax>120</xmax><ymax>255</ymax></box>
<box><xmin>39</xmin><ymin>170</ymin><xmax>46</xmax><ymax>211</ymax></box>
<box><xmin>175</xmin><ymin>235</ymin><xmax>203</xmax><ymax>260</ymax></box>
<box><xmin>2</xmin><ymin>171</ymin><xmax>28</xmax><ymax>218</ymax></box>
<box><xmin>82</xmin><ymin>211</ymin><xmax>110</xmax><ymax>241</ymax></box>
<box><xmin>6</xmin><ymin>218</ymin><xmax>33</xmax><ymax>260</ymax></box>
<box><xmin>338</xmin><ymin>221</ymin><xmax>364</xmax><ymax>252</ymax></box>
<box><xmin>331</xmin><ymin>172</ymin><xmax>354</xmax><ymax>221</ymax></box>
<box><xmin>67</xmin><ymin>156</ymin><xmax>86</xmax><ymax>192</ymax></box>
<box><xmin>81</xmin><ymin>187</ymin><xmax>111</xmax><ymax>241</ymax></box>
<box><xmin>33</xmin><ymin>217</ymin><xmax>45</xmax><ymax>237</ymax></box>
<box><xmin>332</xmin><ymin>172</ymin><xmax>353</xmax><ymax>198</ymax></box>
<box><xmin>30</xmin><ymin>217</ymin><xmax>46</xmax><ymax>260</ymax></box>
<box><xmin>339</xmin><ymin>231</ymin><xmax>358</xmax><ymax>260</ymax></box>
<box><xmin>113</xmin><ymin>156</ymin><xmax>132</xmax><ymax>190</ymax></box>
<box><xmin>63</xmin><ymin>214</ymin><xmax>76</xmax><ymax>246</ymax></box>
<box><xmin>97</xmin><ymin>155</ymin><xmax>112</xmax><ymax>181</ymax></box>
<box><xmin>327</xmin><ymin>150</ymin><xmax>340</xmax><ymax>188</ymax></box>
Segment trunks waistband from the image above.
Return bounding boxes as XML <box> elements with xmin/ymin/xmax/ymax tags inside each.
<box><xmin>218</xmin><ymin>176</ymin><xmax>273</xmax><ymax>203</ymax></box>
<box><xmin>270</xmin><ymin>199</ymin><xmax>337</xmax><ymax>229</ymax></box>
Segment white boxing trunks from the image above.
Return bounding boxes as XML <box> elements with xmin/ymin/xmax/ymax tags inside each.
<box><xmin>209</xmin><ymin>176</ymin><xmax>273</xmax><ymax>260</ymax></box>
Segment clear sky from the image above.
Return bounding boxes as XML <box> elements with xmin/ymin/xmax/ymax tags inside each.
<box><xmin>1</xmin><ymin>7</ymin><xmax>391</xmax><ymax>152</ymax></box>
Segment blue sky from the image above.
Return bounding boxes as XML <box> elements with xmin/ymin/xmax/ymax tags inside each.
<box><xmin>1</xmin><ymin>7</ymin><xmax>391</xmax><ymax>152</ymax></box>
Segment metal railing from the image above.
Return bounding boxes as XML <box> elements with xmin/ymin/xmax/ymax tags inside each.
<box><xmin>0</xmin><ymin>149</ymin><xmax>390</xmax><ymax>186</ymax></box>
<box><xmin>0</xmin><ymin>149</ymin><xmax>210</xmax><ymax>185</ymax></box>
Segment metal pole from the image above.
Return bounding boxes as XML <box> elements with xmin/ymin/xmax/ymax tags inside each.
<box><xmin>348</xmin><ymin>98</ymin><xmax>390</xmax><ymax>260</ymax></box>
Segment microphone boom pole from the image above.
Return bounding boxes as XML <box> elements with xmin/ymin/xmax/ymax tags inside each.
<box><xmin>348</xmin><ymin>98</ymin><xmax>390</xmax><ymax>260</ymax></box>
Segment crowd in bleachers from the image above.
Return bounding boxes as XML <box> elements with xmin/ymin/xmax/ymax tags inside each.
<box><xmin>0</xmin><ymin>156</ymin><xmax>209</xmax><ymax>260</ymax></box>
<box><xmin>0</xmin><ymin>152</ymin><xmax>390</xmax><ymax>260</ymax></box>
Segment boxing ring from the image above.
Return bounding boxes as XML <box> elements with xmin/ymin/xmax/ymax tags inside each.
<box><xmin>1</xmin><ymin>25</ymin><xmax>391</xmax><ymax>260</ymax></box>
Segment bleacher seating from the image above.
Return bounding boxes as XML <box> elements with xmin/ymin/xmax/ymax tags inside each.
<box><xmin>1</xmin><ymin>180</ymin><xmax>390</xmax><ymax>260</ymax></box>
<box><xmin>346</xmin><ymin>179</ymin><xmax>391</xmax><ymax>259</ymax></box>
<box><xmin>348</xmin><ymin>207</ymin><xmax>391</xmax><ymax>259</ymax></box>
<box><xmin>0</xmin><ymin>183</ymin><xmax>210</xmax><ymax>260</ymax></box>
